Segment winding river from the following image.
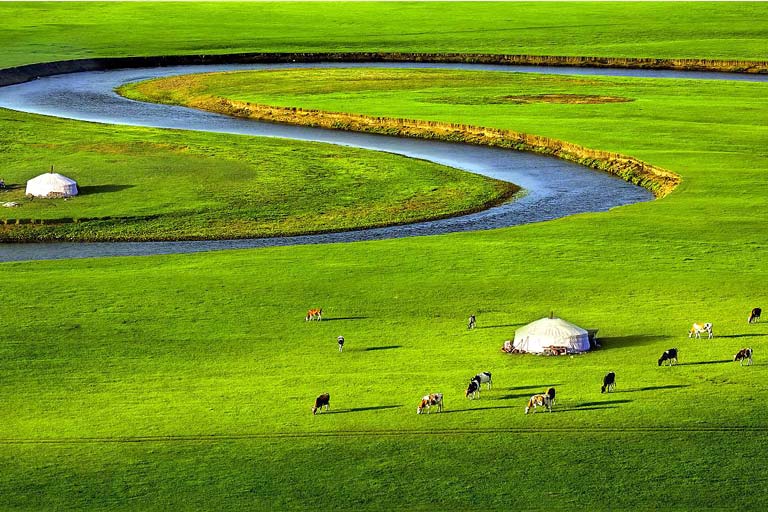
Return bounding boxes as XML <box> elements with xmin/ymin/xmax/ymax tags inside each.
<box><xmin>1</xmin><ymin>61</ymin><xmax>764</xmax><ymax>262</ymax></box>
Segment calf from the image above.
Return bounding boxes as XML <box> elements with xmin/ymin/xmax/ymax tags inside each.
<box><xmin>601</xmin><ymin>371</ymin><xmax>616</xmax><ymax>393</ymax></box>
<box><xmin>312</xmin><ymin>393</ymin><xmax>330</xmax><ymax>415</ymax></box>
<box><xmin>417</xmin><ymin>393</ymin><xmax>444</xmax><ymax>414</ymax></box>
<box><xmin>748</xmin><ymin>308</ymin><xmax>762</xmax><ymax>324</ymax></box>
<box><xmin>688</xmin><ymin>322</ymin><xmax>713</xmax><ymax>339</ymax></box>
<box><xmin>305</xmin><ymin>308</ymin><xmax>323</xmax><ymax>321</ymax></box>
<box><xmin>658</xmin><ymin>348</ymin><xmax>679</xmax><ymax>366</ymax></box>
<box><xmin>734</xmin><ymin>348</ymin><xmax>753</xmax><ymax>366</ymax></box>
<box><xmin>525</xmin><ymin>394</ymin><xmax>552</xmax><ymax>414</ymax></box>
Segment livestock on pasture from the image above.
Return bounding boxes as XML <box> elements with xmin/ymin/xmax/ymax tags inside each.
<box><xmin>748</xmin><ymin>308</ymin><xmax>762</xmax><ymax>324</ymax></box>
<box><xmin>337</xmin><ymin>335</ymin><xmax>345</xmax><ymax>352</ymax></box>
<box><xmin>658</xmin><ymin>348</ymin><xmax>679</xmax><ymax>366</ymax></box>
<box><xmin>525</xmin><ymin>393</ymin><xmax>552</xmax><ymax>414</ymax></box>
<box><xmin>601</xmin><ymin>371</ymin><xmax>616</xmax><ymax>393</ymax></box>
<box><xmin>546</xmin><ymin>387</ymin><xmax>556</xmax><ymax>406</ymax></box>
<box><xmin>305</xmin><ymin>308</ymin><xmax>323</xmax><ymax>321</ymax></box>
<box><xmin>465</xmin><ymin>379</ymin><xmax>481</xmax><ymax>400</ymax></box>
<box><xmin>689</xmin><ymin>322</ymin><xmax>713</xmax><ymax>339</ymax></box>
<box><xmin>417</xmin><ymin>393</ymin><xmax>444</xmax><ymax>414</ymax></box>
<box><xmin>466</xmin><ymin>371</ymin><xmax>492</xmax><ymax>399</ymax></box>
<box><xmin>734</xmin><ymin>347</ymin><xmax>753</xmax><ymax>366</ymax></box>
<box><xmin>468</xmin><ymin>314</ymin><xmax>476</xmax><ymax>330</ymax></box>
<box><xmin>312</xmin><ymin>393</ymin><xmax>330</xmax><ymax>415</ymax></box>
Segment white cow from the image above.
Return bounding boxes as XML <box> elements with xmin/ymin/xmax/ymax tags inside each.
<box><xmin>688</xmin><ymin>322</ymin><xmax>713</xmax><ymax>339</ymax></box>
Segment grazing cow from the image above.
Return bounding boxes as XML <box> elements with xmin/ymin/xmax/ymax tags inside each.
<box><xmin>525</xmin><ymin>394</ymin><xmax>552</xmax><ymax>414</ymax></box>
<box><xmin>658</xmin><ymin>348</ymin><xmax>679</xmax><ymax>366</ymax></box>
<box><xmin>748</xmin><ymin>308</ymin><xmax>762</xmax><ymax>324</ymax></box>
<box><xmin>688</xmin><ymin>322</ymin><xmax>713</xmax><ymax>339</ymax></box>
<box><xmin>466</xmin><ymin>372</ymin><xmax>492</xmax><ymax>399</ymax></box>
<box><xmin>734</xmin><ymin>348</ymin><xmax>753</xmax><ymax>366</ymax></box>
<box><xmin>417</xmin><ymin>393</ymin><xmax>444</xmax><ymax>414</ymax></box>
<box><xmin>465</xmin><ymin>379</ymin><xmax>481</xmax><ymax>400</ymax></box>
<box><xmin>468</xmin><ymin>315</ymin><xmax>476</xmax><ymax>330</ymax></box>
<box><xmin>337</xmin><ymin>335</ymin><xmax>345</xmax><ymax>353</ymax></box>
<box><xmin>312</xmin><ymin>393</ymin><xmax>330</xmax><ymax>415</ymax></box>
<box><xmin>601</xmin><ymin>371</ymin><xmax>616</xmax><ymax>393</ymax></box>
<box><xmin>546</xmin><ymin>387</ymin><xmax>556</xmax><ymax>406</ymax></box>
<box><xmin>305</xmin><ymin>308</ymin><xmax>323</xmax><ymax>322</ymax></box>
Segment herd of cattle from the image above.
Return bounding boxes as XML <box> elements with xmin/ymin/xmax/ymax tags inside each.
<box><xmin>309</xmin><ymin>307</ymin><xmax>762</xmax><ymax>416</ymax></box>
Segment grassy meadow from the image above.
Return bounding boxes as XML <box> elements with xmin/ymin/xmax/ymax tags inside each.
<box><xmin>1</xmin><ymin>1</ymin><xmax>768</xmax><ymax>510</ymax></box>
<box><xmin>2</xmin><ymin>2</ymin><xmax>768</xmax><ymax>67</ymax></box>
<box><xmin>0</xmin><ymin>108</ymin><xmax>513</xmax><ymax>241</ymax></box>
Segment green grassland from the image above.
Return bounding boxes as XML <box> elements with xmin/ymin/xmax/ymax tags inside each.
<box><xmin>2</xmin><ymin>1</ymin><xmax>768</xmax><ymax>510</ymax></box>
<box><xmin>0</xmin><ymin>109</ymin><xmax>513</xmax><ymax>241</ymax></box>
<box><xmin>2</xmin><ymin>2</ymin><xmax>768</xmax><ymax>67</ymax></box>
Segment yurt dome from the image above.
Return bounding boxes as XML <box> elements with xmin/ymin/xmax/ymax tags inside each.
<box><xmin>513</xmin><ymin>317</ymin><xmax>591</xmax><ymax>354</ymax></box>
<box><xmin>26</xmin><ymin>172</ymin><xmax>78</xmax><ymax>198</ymax></box>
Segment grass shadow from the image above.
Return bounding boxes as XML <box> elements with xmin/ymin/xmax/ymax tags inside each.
<box><xmin>364</xmin><ymin>345</ymin><xmax>401</xmax><ymax>351</ymax></box>
<box><xmin>574</xmin><ymin>399</ymin><xmax>632</xmax><ymax>407</ymax></box>
<box><xmin>677</xmin><ymin>360</ymin><xmax>731</xmax><ymax>366</ymax></box>
<box><xmin>599</xmin><ymin>335</ymin><xmax>672</xmax><ymax>349</ymax></box>
<box><xmin>440</xmin><ymin>405</ymin><xmax>517</xmax><ymax>414</ymax></box>
<box><xmin>717</xmin><ymin>334</ymin><xmax>768</xmax><ymax>339</ymax></box>
<box><xmin>617</xmin><ymin>384</ymin><xmax>690</xmax><ymax>393</ymax></box>
<box><xmin>322</xmin><ymin>316</ymin><xmax>370</xmax><ymax>322</ymax></box>
<box><xmin>550</xmin><ymin>406</ymin><xmax>619</xmax><ymax>413</ymax></box>
<box><xmin>78</xmin><ymin>184</ymin><xmax>135</xmax><ymax>195</ymax></box>
<box><xmin>495</xmin><ymin>385</ymin><xmax>559</xmax><ymax>401</ymax></box>
<box><xmin>325</xmin><ymin>405</ymin><xmax>402</xmax><ymax>415</ymax></box>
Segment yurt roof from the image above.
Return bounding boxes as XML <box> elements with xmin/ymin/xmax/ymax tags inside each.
<box><xmin>27</xmin><ymin>173</ymin><xmax>77</xmax><ymax>186</ymax></box>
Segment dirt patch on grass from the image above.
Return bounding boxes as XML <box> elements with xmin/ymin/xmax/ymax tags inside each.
<box><xmin>498</xmin><ymin>94</ymin><xmax>634</xmax><ymax>104</ymax></box>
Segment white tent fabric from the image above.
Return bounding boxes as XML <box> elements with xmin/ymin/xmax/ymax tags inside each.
<box><xmin>26</xmin><ymin>173</ymin><xmax>78</xmax><ymax>198</ymax></box>
<box><xmin>513</xmin><ymin>317</ymin><xmax>591</xmax><ymax>354</ymax></box>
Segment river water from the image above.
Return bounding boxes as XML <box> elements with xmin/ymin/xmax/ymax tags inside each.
<box><xmin>2</xmin><ymin>61</ymin><xmax>761</xmax><ymax>262</ymax></box>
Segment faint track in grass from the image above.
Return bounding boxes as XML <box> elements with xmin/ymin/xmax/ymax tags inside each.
<box><xmin>3</xmin><ymin>426</ymin><xmax>768</xmax><ymax>445</ymax></box>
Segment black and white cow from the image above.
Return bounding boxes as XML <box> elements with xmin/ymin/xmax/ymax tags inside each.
<box><xmin>748</xmin><ymin>308</ymin><xmax>762</xmax><ymax>324</ymax></box>
<box><xmin>734</xmin><ymin>348</ymin><xmax>753</xmax><ymax>366</ymax></box>
<box><xmin>546</xmin><ymin>387</ymin><xmax>556</xmax><ymax>406</ymax></box>
<box><xmin>312</xmin><ymin>393</ymin><xmax>330</xmax><ymax>415</ymax></box>
<box><xmin>465</xmin><ymin>372</ymin><xmax>492</xmax><ymax>399</ymax></box>
<box><xmin>658</xmin><ymin>348</ymin><xmax>679</xmax><ymax>366</ymax></box>
<box><xmin>689</xmin><ymin>322</ymin><xmax>713</xmax><ymax>339</ymax></box>
<box><xmin>601</xmin><ymin>372</ymin><xmax>616</xmax><ymax>393</ymax></box>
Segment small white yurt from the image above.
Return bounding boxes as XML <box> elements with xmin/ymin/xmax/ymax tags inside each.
<box><xmin>513</xmin><ymin>316</ymin><xmax>591</xmax><ymax>354</ymax></box>
<box><xmin>26</xmin><ymin>172</ymin><xmax>78</xmax><ymax>198</ymax></box>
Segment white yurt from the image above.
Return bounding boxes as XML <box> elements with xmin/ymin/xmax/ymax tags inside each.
<box><xmin>513</xmin><ymin>316</ymin><xmax>591</xmax><ymax>354</ymax></box>
<box><xmin>26</xmin><ymin>172</ymin><xmax>78</xmax><ymax>198</ymax></box>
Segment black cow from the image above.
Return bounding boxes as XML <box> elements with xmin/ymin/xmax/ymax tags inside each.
<box><xmin>658</xmin><ymin>348</ymin><xmax>679</xmax><ymax>366</ymax></box>
<box><xmin>734</xmin><ymin>348</ymin><xmax>753</xmax><ymax>366</ymax></box>
<box><xmin>546</xmin><ymin>387</ymin><xmax>556</xmax><ymax>406</ymax></box>
<box><xmin>312</xmin><ymin>393</ymin><xmax>330</xmax><ymax>415</ymax></box>
<box><xmin>601</xmin><ymin>372</ymin><xmax>616</xmax><ymax>393</ymax></box>
<box><xmin>749</xmin><ymin>308</ymin><xmax>762</xmax><ymax>324</ymax></box>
